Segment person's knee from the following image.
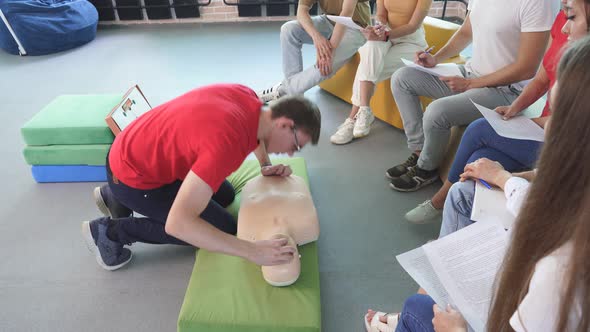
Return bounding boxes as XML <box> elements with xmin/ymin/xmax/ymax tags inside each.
<box><xmin>390</xmin><ymin>67</ymin><xmax>417</xmax><ymax>92</ymax></box>
<box><xmin>464</xmin><ymin>118</ymin><xmax>493</xmax><ymax>139</ymax></box>
<box><xmin>280</xmin><ymin>20</ymin><xmax>300</xmax><ymax>39</ymax></box>
<box><xmin>447</xmin><ymin>181</ymin><xmax>475</xmax><ymax>213</ymax></box>
<box><xmin>423</xmin><ymin>99</ymin><xmax>452</xmax><ymax>130</ymax></box>
<box><xmin>359</xmin><ymin>41</ymin><xmax>381</xmax><ymax>59</ymax></box>
<box><xmin>400</xmin><ymin>294</ymin><xmax>435</xmax><ymax>326</ymax></box>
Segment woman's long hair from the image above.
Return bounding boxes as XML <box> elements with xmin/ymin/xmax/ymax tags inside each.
<box><xmin>487</xmin><ymin>36</ymin><xmax>590</xmax><ymax>332</ymax></box>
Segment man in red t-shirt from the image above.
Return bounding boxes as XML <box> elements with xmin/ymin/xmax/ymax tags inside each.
<box><xmin>81</xmin><ymin>84</ymin><xmax>322</xmax><ymax>271</ymax></box>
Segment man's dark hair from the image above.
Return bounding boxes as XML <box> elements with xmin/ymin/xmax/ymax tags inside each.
<box><xmin>269</xmin><ymin>96</ymin><xmax>321</xmax><ymax>145</ymax></box>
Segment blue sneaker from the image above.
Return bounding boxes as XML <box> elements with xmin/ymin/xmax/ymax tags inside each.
<box><xmin>82</xmin><ymin>219</ymin><xmax>132</xmax><ymax>271</ymax></box>
<box><xmin>93</xmin><ymin>185</ymin><xmax>132</xmax><ymax>219</ymax></box>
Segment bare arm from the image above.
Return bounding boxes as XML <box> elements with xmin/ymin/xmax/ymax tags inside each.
<box><xmin>165</xmin><ymin>171</ymin><xmax>296</xmax><ymax>265</ymax></box>
<box><xmin>329</xmin><ymin>0</ymin><xmax>358</xmax><ymax>49</ymax></box>
<box><xmin>431</xmin><ymin>14</ymin><xmax>473</xmax><ymax>63</ymax></box>
<box><xmin>495</xmin><ymin>66</ymin><xmax>551</xmax><ymax>119</ymax></box>
<box><xmin>296</xmin><ymin>4</ymin><xmax>323</xmax><ymax>42</ymax></box>
<box><xmin>297</xmin><ymin>3</ymin><xmax>333</xmax><ymax>75</ymax></box>
<box><xmin>254</xmin><ymin>142</ymin><xmax>271</xmax><ymax>166</ymax></box>
<box><xmin>375</xmin><ymin>0</ymin><xmax>387</xmax><ymax>25</ymax></box>
<box><xmin>254</xmin><ymin>142</ymin><xmax>293</xmax><ymax>176</ymax></box>
<box><xmin>165</xmin><ymin>171</ymin><xmax>250</xmax><ymax>257</ymax></box>
<box><xmin>387</xmin><ymin>0</ymin><xmax>432</xmax><ymax>40</ymax></box>
<box><xmin>509</xmin><ymin>54</ymin><xmax>551</xmax><ymax>112</ymax></box>
<box><xmin>469</xmin><ymin>31</ymin><xmax>550</xmax><ymax>89</ymax></box>
<box><xmin>460</xmin><ymin>159</ymin><xmax>536</xmax><ymax>190</ymax></box>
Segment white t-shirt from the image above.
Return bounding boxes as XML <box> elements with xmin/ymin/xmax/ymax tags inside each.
<box><xmin>466</xmin><ymin>0</ymin><xmax>560</xmax><ymax>90</ymax></box>
<box><xmin>510</xmin><ymin>242</ymin><xmax>582</xmax><ymax>331</ymax></box>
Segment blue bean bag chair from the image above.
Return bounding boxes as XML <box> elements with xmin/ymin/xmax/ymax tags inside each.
<box><xmin>0</xmin><ymin>0</ymin><xmax>98</xmax><ymax>56</ymax></box>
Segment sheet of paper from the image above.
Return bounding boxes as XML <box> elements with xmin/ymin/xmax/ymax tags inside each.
<box><xmin>472</xmin><ymin>101</ymin><xmax>545</xmax><ymax>142</ymax></box>
<box><xmin>396</xmin><ymin>247</ymin><xmax>453</xmax><ymax>309</ymax></box>
<box><xmin>326</xmin><ymin>15</ymin><xmax>363</xmax><ymax>30</ymax></box>
<box><xmin>401</xmin><ymin>58</ymin><xmax>463</xmax><ymax>77</ymax></box>
<box><xmin>471</xmin><ymin>181</ymin><xmax>516</xmax><ymax>229</ymax></box>
<box><xmin>423</xmin><ymin>220</ymin><xmax>509</xmax><ymax>332</ymax></box>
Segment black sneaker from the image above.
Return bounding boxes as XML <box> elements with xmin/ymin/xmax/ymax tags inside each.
<box><xmin>386</xmin><ymin>153</ymin><xmax>419</xmax><ymax>179</ymax></box>
<box><xmin>94</xmin><ymin>185</ymin><xmax>132</xmax><ymax>219</ymax></box>
<box><xmin>81</xmin><ymin>219</ymin><xmax>132</xmax><ymax>271</ymax></box>
<box><xmin>389</xmin><ymin>166</ymin><xmax>439</xmax><ymax>192</ymax></box>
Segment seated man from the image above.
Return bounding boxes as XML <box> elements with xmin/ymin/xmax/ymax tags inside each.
<box><xmin>237</xmin><ymin>174</ymin><xmax>319</xmax><ymax>286</ymax></box>
<box><xmin>257</xmin><ymin>0</ymin><xmax>370</xmax><ymax>103</ymax></box>
<box><xmin>81</xmin><ymin>84</ymin><xmax>322</xmax><ymax>271</ymax></box>
<box><xmin>387</xmin><ymin>0</ymin><xmax>557</xmax><ymax>192</ymax></box>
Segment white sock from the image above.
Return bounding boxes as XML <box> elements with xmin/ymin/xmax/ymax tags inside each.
<box><xmin>359</xmin><ymin>106</ymin><xmax>371</xmax><ymax>113</ymax></box>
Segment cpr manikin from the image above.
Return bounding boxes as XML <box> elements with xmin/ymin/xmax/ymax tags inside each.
<box><xmin>237</xmin><ymin>174</ymin><xmax>319</xmax><ymax>287</ymax></box>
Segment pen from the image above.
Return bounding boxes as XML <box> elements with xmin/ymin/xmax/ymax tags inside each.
<box><xmin>479</xmin><ymin>179</ymin><xmax>492</xmax><ymax>189</ymax></box>
<box><xmin>423</xmin><ymin>46</ymin><xmax>435</xmax><ymax>54</ymax></box>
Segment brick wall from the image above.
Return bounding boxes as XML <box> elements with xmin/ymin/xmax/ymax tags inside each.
<box><xmin>98</xmin><ymin>0</ymin><xmax>468</xmax><ymax>25</ymax></box>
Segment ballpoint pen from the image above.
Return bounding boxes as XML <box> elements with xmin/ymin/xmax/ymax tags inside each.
<box><xmin>479</xmin><ymin>179</ymin><xmax>492</xmax><ymax>189</ymax></box>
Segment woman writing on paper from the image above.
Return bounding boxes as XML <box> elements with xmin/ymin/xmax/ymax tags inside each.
<box><xmin>330</xmin><ymin>0</ymin><xmax>431</xmax><ymax>144</ymax></box>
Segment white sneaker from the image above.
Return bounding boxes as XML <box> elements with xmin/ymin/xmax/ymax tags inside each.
<box><xmin>330</xmin><ymin>118</ymin><xmax>356</xmax><ymax>145</ymax></box>
<box><xmin>405</xmin><ymin>200</ymin><xmax>442</xmax><ymax>224</ymax></box>
<box><xmin>353</xmin><ymin>107</ymin><xmax>375</xmax><ymax>138</ymax></box>
<box><xmin>257</xmin><ymin>83</ymin><xmax>282</xmax><ymax>103</ymax></box>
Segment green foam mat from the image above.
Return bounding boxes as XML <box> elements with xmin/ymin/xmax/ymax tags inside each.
<box><xmin>178</xmin><ymin>157</ymin><xmax>321</xmax><ymax>332</ymax></box>
<box><xmin>21</xmin><ymin>94</ymin><xmax>121</xmax><ymax>146</ymax></box>
<box><xmin>23</xmin><ymin>144</ymin><xmax>110</xmax><ymax>166</ymax></box>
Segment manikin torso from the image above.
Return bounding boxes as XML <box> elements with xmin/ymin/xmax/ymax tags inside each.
<box><xmin>237</xmin><ymin>175</ymin><xmax>319</xmax><ymax>286</ymax></box>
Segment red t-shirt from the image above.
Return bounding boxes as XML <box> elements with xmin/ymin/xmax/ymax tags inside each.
<box><xmin>109</xmin><ymin>84</ymin><xmax>261</xmax><ymax>191</ymax></box>
<box><xmin>541</xmin><ymin>10</ymin><xmax>568</xmax><ymax>117</ymax></box>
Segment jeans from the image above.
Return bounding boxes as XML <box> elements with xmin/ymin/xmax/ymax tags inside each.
<box><xmin>390</xmin><ymin>67</ymin><xmax>520</xmax><ymax>171</ymax></box>
<box><xmin>350</xmin><ymin>27</ymin><xmax>426</xmax><ymax>106</ymax></box>
<box><xmin>98</xmin><ymin>156</ymin><xmax>237</xmax><ymax>246</ymax></box>
<box><xmin>280</xmin><ymin>15</ymin><xmax>366</xmax><ymax>95</ymax></box>
<box><xmin>395</xmin><ymin>294</ymin><xmax>436</xmax><ymax>332</ymax></box>
<box><xmin>439</xmin><ymin>180</ymin><xmax>476</xmax><ymax>238</ymax></box>
<box><xmin>447</xmin><ymin>118</ymin><xmax>543</xmax><ymax>183</ymax></box>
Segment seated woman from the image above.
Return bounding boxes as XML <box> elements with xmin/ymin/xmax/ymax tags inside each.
<box><xmin>237</xmin><ymin>174</ymin><xmax>319</xmax><ymax>287</ymax></box>
<box><xmin>364</xmin><ymin>32</ymin><xmax>590</xmax><ymax>332</ymax></box>
<box><xmin>330</xmin><ymin>0</ymin><xmax>431</xmax><ymax>144</ymax></box>
<box><xmin>405</xmin><ymin>0</ymin><xmax>572</xmax><ymax>223</ymax></box>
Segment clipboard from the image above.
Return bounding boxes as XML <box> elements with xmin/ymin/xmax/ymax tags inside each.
<box><xmin>105</xmin><ymin>85</ymin><xmax>152</xmax><ymax>136</ymax></box>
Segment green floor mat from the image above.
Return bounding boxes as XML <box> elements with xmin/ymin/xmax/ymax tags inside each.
<box><xmin>21</xmin><ymin>94</ymin><xmax>121</xmax><ymax>146</ymax></box>
<box><xmin>23</xmin><ymin>144</ymin><xmax>110</xmax><ymax>166</ymax></box>
<box><xmin>178</xmin><ymin>157</ymin><xmax>321</xmax><ymax>332</ymax></box>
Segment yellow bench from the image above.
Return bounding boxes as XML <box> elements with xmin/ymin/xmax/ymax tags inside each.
<box><xmin>318</xmin><ymin>16</ymin><xmax>464</xmax><ymax>129</ymax></box>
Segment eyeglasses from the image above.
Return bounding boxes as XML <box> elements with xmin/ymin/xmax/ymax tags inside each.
<box><xmin>292</xmin><ymin>126</ymin><xmax>301</xmax><ymax>152</ymax></box>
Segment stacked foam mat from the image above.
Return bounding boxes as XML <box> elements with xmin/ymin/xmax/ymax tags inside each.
<box><xmin>21</xmin><ymin>94</ymin><xmax>121</xmax><ymax>183</ymax></box>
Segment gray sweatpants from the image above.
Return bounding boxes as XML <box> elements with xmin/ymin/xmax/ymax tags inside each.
<box><xmin>280</xmin><ymin>15</ymin><xmax>366</xmax><ymax>95</ymax></box>
<box><xmin>390</xmin><ymin>66</ymin><xmax>520</xmax><ymax>170</ymax></box>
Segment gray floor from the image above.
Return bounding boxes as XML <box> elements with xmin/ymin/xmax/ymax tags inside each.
<box><xmin>0</xmin><ymin>22</ymin><xmax>443</xmax><ymax>332</ymax></box>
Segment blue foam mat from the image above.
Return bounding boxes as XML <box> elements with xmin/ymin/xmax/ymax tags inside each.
<box><xmin>31</xmin><ymin>165</ymin><xmax>106</xmax><ymax>183</ymax></box>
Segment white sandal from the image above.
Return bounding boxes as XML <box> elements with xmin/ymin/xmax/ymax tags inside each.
<box><xmin>364</xmin><ymin>311</ymin><xmax>399</xmax><ymax>332</ymax></box>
